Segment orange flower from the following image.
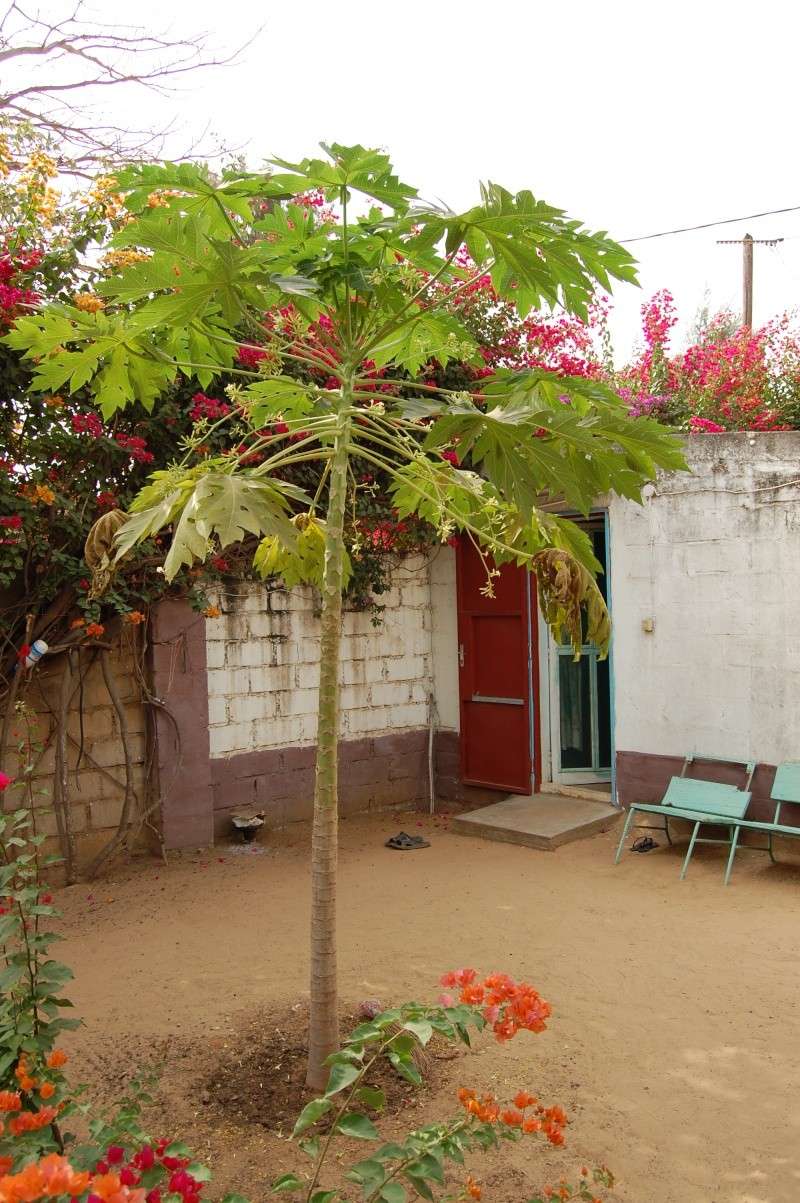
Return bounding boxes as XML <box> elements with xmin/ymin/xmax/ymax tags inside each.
<box><xmin>522</xmin><ymin>1117</ymin><xmax>541</xmax><ymax>1134</ymax></box>
<box><xmin>70</xmin><ymin>618</ymin><xmax>85</xmax><ymax>630</ymax></box>
<box><xmin>9</xmin><ymin>1107</ymin><xmax>57</xmax><ymax>1135</ymax></box>
<box><xmin>465</xmin><ymin>1176</ymin><xmax>481</xmax><ymax>1200</ymax></box>
<box><xmin>0</xmin><ymin>1092</ymin><xmax>20</xmax><ymax>1113</ymax></box>
<box><xmin>0</xmin><ymin>1155</ymin><xmax>90</xmax><ymax>1203</ymax></box>
<box><xmin>457</xmin><ymin>1088</ymin><xmax>476</xmax><ymax>1104</ymax></box>
<box><xmin>73</xmin><ymin>293</ymin><xmax>105</xmax><ymax>314</ymax></box>
<box><xmin>39</xmin><ymin>1154</ymin><xmax>90</xmax><ymax>1197</ymax></box>
<box><xmin>32</xmin><ymin>485</ymin><xmax>55</xmax><ymax>506</ymax></box>
<box><xmin>44</xmin><ymin>395</ymin><xmax>64</xmax><ymax>409</ymax></box>
<box><xmin>85</xmin><ymin>623</ymin><xmax>105</xmax><ymax>638</ymax></box>
<box><xmin>0</xmin><ymin>1157</ymin><xmax>11</xmax><ymax>1176</ymax></box>
<box><xmin>38</xmin><ymin>1083</ymin><xmax>55</xmax><ymax>1101</ymax></box>
<box><xmin>89</xmin><ymin>1173</ymin><xmax>122</xmax><ymax>1201</ymax></box>
<box><xmin>462</xmin><ymin>1092</ymin><xmax>499</xmax><ymax>1124</ymax></box>
<box><xmin>46</xmin><ymin>1051</ymin><xmax>67</xmax><ymax>1069</ymax></box>
<box><xmin>202</xmin><ymin>605</ymin><xmax>221</xmax><ymax>619</ymax></box>
<box><xmin>124</xmin><ymin>611</ymin><xmax>145</xmax><ymax>625</ymax></box>
<box><xmin>500</xmin><ymin>1108</ymin><xmax>524</xmax><ymax>1127</ymax></box>
<box><xmin>0</xmin><ymin>1160</ymin><xmax>45</xmax><ymax>1203</ymax></box>
<box><xmin>513</xmin><ymin>1091</ymin><xmax>537</xmax><ymax>1109</ymax></box>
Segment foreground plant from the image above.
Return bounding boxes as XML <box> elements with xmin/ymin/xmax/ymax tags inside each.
<box><xmin>6</xmin><ymin>144</ymin><xmax>685</xmax><ymax>1086</ymax></box>
<box><xmin>266</xmin><ymin>967</ymin><xmax>611</xmax><ymax>1203</ymax></box>
<box><xmin>0</xmin><ymin>955</ymin><xmax>615</xmax><ymax>1203</ymax></box>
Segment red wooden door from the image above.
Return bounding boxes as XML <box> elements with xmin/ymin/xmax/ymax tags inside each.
<box><xmin>456</xmin><ymin>540</ymin><xmax>535</xmax><ymax>794</ymax></box>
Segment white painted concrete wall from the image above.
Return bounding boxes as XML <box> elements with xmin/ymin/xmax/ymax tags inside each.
<box><xmin>430</xmin><ymin>546</ymin><xmax>460</xmax><ymax>732</ymax></box>
<box><xmin>609</xmin><ymin>432</ymin><xmax>800</xmax><ymax>764</ymax></box>
<box><xmin>205</xmin><ymin>555</ymin><xmax>435</xmax><ymax>758</ymax></box>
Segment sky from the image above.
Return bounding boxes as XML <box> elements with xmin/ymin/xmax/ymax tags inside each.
<box><xmin>33</xmin><ymin>0</ymin><xmax>800</xmax><ymax>358</ymax></box>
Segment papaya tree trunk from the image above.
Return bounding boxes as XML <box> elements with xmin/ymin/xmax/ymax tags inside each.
<box><xmin>306</xmin><ymin>398</ymin><xmax>352</xmax><ymax>1090</ymax></box>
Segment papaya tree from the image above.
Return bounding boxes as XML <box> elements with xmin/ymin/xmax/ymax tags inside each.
<box><xmin>5</xmin><ymin>144</ymin><xmax>685</xmax><ymax>1088</ymax></box>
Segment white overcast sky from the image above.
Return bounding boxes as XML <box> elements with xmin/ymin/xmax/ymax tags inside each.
<box><xmin>53</xmin><ymin>1</ymin><xmax>800</xmax><ymax>358</ymax></box>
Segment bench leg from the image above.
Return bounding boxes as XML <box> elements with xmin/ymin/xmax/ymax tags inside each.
<box><xmin>679</xmin><ymin>822</ymin><xmax>702</xmax><ymax>880</ymax></box>
<box><xmin>614</xmin><ymin>806</ymin><xmax>637</xmax><ymax>864</ymax></box>
<box><xmin>723</xmin><ymin>826</ymin><xmax>741</xmax><ymax>886</ymax></box>
<box><xmin>767</xmin><ymin>831</ymin><xmax>776</xmax><ymax>864</ymax></box>
<box><xmin>664</xmin><ymin>817</ymin><xmax>673</xmax><ymax>846</ymax></box>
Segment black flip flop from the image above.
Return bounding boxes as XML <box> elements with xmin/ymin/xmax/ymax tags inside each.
<box><xmin>631</xmin><ymin>836</ymin><xmax>658</xmax><ymax>853</ymax></box>
<box><xmin>385</xmin><ymin>831</ymin><xmax>431</xmax><ymax>850</ymax></box>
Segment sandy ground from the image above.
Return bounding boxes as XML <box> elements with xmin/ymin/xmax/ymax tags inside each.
<box><xmin>52</xmin><ymin>812</ymin><xmax>800</xmax><ymax>1203</ymax></box>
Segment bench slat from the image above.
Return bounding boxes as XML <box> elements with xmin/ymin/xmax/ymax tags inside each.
<box><xmin>661</xmin><ymin>777</ymin><xmax>750</xmax><ymax>818</ymax></box>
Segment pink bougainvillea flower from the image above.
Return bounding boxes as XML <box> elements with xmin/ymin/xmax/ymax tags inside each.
<box><xmin>0</xmin><ymin>771</ymin><xmax>13</xmax><ymax>791</ymax></box>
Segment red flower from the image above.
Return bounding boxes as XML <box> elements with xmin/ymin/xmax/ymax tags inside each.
<box><xmin>71</xmin><ymin>412</ymin><xmax>104</xmax><ymax>438</ymax></box>
<box><xmin>237</xmin><ymin>344</ymin><xmax>267</xmax><ymax>369</ymax></box>
<box><xmin>106</xmin><ymin>1147</ymin><xmax>124</xmax><ymax>1165</ymax></box>
<box><xmin>0</xmin><ymin>771</ymin><xmax>14</xmax><ymax>791</ymax></box>
<box><xmin>0</xmin><ymin>515</ymin><xmax>22</xmax><ymax>529</ymax></box>
<box><xmin>114</xmin><ymin>433</ymin><xmax>154</xmax><ymax>463</ymax></box>
<box><xmin>189</xmin><ymin>392</ymin><xmax>231</xmax><ymax>423</ymax></box>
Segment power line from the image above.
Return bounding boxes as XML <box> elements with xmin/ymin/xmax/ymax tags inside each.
<box><xmin>621</xmin><ymin>204</ymin><xmax>800</xmax><ymax>244</ymax></box>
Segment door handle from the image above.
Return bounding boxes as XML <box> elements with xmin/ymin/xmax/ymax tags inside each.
<box><xmin>471</xmin><ymin>694</ymin><xmax>524</xmax><ymax>706</ymax></box>
<box><xmin>458</xmin><ymin>642</ymin><xmax>465</xmax><ymax>668</ymax></box>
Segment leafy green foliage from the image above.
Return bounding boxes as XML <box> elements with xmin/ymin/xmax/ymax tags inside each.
<box><xmin>4</xmin><ymin>141</ymin><xmax>683</xmax><ymax>627</ymax></box>
<box><xmin>0</xmin><ymin>808</ymin><xmax>79</xmax><ymax>1093</ymax></box>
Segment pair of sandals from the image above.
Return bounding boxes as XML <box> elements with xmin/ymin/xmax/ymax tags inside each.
<box><xmin>385</xmin><ymin>831</ymin><xmax>430</xmax><ymax>851</ymax></box>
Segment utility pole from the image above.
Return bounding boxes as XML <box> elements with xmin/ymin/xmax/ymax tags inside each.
<box><xmin>716</xmin><ymin>233</ymin><xmax>783</xmax><ymax>327</ymax></box>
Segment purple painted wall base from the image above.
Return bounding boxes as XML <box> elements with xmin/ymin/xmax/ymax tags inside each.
<box><xmin>148</xmin><ymin>600</ymin><xmax>214</xmax><ymax>849</ymax></box>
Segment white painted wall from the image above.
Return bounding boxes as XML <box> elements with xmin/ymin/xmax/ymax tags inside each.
<box><xmin>609</xmin><ymin>432</ymin><xmax>800</xmax><ymax>765</ymax></box>
<box><xmin>430</xmin><ymin>546</ymin><xmax>460</xmax><ymax>732</ymax></box>
<box><xmin>205</xmin><ymin>555</ymin><xmax>435</xmax><ymax>758</ymax></box>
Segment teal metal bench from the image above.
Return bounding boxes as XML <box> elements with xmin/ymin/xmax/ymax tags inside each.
<box><xmin>614</xmin><ymin>756</ymin><xmax>755</xmax><ymax>882</ymax></box>
<box><xmin>720</xmin><ymin>761</ymin><xmax>800</xmax><ymax>884</ymax></box>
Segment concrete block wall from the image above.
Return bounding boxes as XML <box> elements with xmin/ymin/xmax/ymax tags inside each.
<box><xmin>0</xmin><ymin>636</ymin><xmax>149</xmax><ymax>869</ymax></box>
<box><xmin>205</xmin><ymin>555</ymin><xmax>437</xmax><ymax>836</ymax></box>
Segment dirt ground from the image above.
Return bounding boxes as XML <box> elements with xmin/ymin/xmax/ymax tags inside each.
<box><xmin>53</xmin><ymin>811</ymin><xmax>800</xmax><ymax>1203</ymax></box>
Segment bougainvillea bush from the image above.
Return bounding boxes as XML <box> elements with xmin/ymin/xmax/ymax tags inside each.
<box><xmin>617</xmin><ymin>288</ymin><xmax>800</xmax><ymax>433</ymax></box>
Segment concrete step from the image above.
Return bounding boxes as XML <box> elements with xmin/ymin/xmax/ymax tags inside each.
<box><xmin>450</xmin><ymin>792</ymin><xmax>622</xmax><ymax>851</ymax></box>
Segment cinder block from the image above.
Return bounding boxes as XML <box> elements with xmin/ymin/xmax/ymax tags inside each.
<box><xmin>246</xmin><ymin>611</ymin><xmax>281</xmax><ymax>639</ymax></box>
<box><xmin>369</xmin><ymin>681</ymin><xmax>413</xmax><ymax>707</ymax></box>
<box><xmin>295</xmin><ymin>662</ymin><xmax>321</xmax><ymax>690</ymax></box>
<box><xmin>239</xmin><ymin>641</ymin><xmax>268</xmax><ymax>668</ymax></box>
<box><xmin>206</xmin><ymin>640</ymin><xmax>225</xmax><ymax>669</ymax></box>
<box><xmin>207</xmin><ymin>666</ymin><xmax>242</xmax><ymax>697</ymax></box>
<box><xmin>229</xmin><ymin>693</ymin><xmax>274</xmax><ymax>726</ymax></box>
<box><xmin>208</xmin><ymin>695</ymin><xmax>229</xmax><ymax>726</ymax></box>
<box><xmin>339</xmin><ymin>683</ymin><xmax>370</xmax><ymax>710</ymax></box>
<box><xmin>276</xmin><ymin>688</ymin><xmax>318</xmax><ymax>718</ymax></box>
<box><xmin>89</xmin><ymin>797</ymin><xmax>125</xmax><ymax>830</ymax></box>
<box><xmin>341</xmin><ymin>660</ymin><xmax>368</xmax><ymax>686</ymax></box>
<box><xmin>211</xmin><ymin>721</ymin><xmax>253</xmax><ymax>756</ymax></box>
<box><xmin>36</xmin><ymin>804</ymin><xmax>88</xmax><ymax>838</ymax></box>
